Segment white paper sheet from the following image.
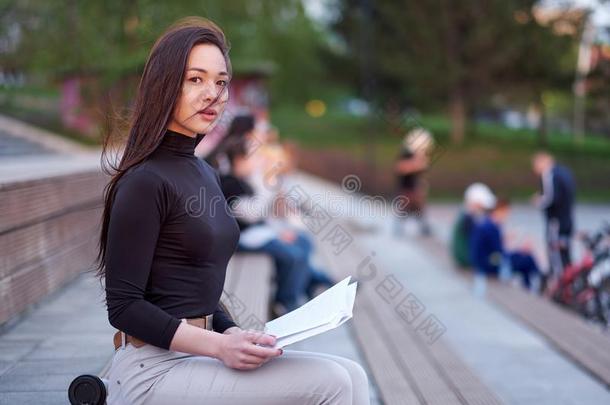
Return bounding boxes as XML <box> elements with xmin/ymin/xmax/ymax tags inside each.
<box><xmin>264</xmin><ymin>276</ymin><xmax>358</xmax><ymax>348</ymax></box>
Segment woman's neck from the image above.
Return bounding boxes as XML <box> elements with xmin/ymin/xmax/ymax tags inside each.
<box><xmin>166</xmin><ymin>122</ymin><xmax>196</xmax><ymax>138</ymax></box>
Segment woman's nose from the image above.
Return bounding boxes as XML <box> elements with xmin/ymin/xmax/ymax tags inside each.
<box><xmin>201</xmin><ymin>83</ymin><xmax>215</xmax><ymax>102</ymax></box>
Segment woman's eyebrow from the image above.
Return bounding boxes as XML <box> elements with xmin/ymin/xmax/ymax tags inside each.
<box><xmin>187</xmin><ymin>67</ymin><xmax>229</xmax><ymax>76</ymax></box>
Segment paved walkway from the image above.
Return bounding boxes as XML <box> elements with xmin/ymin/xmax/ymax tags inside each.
<box><xmin>2</xmin><ymin>163</ymin><xmax>608</xmax><ymax>404</ymax></box>
<box><xmin>0</xmin><ymin>128</ymin><xmax>55</xmax><ymax>157</ymax></box>
<box><xmin>0</xmin><ymin>268</ymin><xmax>379</xmax><ymax>405</ymax></box>
<box><xmin>0</xmin><ymin>114</ymin><xmax>101</xmax><ymax>185</ymax></box>
<box><xmin>0</xmin><ymin>116</ymin><xmax>378</xmax><ymax>403</ymax></box>
<box><xmin>359</xmin><ymin>226</ymin><xmax>610</xmax><ymax>405</ymax></box>
<box><xmin>0</xmin><ymin>200</ymin><xmax>379</xmax><ymax>405</ymax></box>
<box><xmin>292</xmin><ymin>172</ymin><xmax>610</xmax><ymax>405</ymax></box>
<box><xmin>0</xmin><ymin>273</ymin><xmax>114</xmax><ymax>405</ymax></box>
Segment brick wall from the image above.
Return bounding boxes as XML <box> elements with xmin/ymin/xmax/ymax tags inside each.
<box><xmin>0</xmin><ymin>170</ymin><xmax>107</xmax><ymax>325</ymax></box>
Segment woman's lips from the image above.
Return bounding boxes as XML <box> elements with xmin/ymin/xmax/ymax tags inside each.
<box><xmin>198</xmin><ymin>109</ymin><xmax>217</xmax><ymax>122</ymax></box>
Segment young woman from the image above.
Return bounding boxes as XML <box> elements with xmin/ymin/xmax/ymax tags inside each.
<box><xmin>96</xmin><ymin>17</ymin><xmax>370</xmax><ymax>405</ymax></box>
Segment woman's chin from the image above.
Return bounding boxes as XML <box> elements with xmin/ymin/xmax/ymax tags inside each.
<box><xmin>200</xmin><ymin>120</ymin><xmax>220</xmax><ymax>134</ymax></box>
<box><xmin>183</xmin><ymin>123</ymin><xmax>213</xmax><ymax>136</ymax></box>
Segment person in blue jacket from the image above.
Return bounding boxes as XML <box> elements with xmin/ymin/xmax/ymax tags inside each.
<box><xmin>470</xmin><ymin>199</ymin><xmax>540</xmax><ymax>290</ymax></box>
<box><xmin>451</xmin><ymin>183</ymin><xmax>496</xmax><ymax>268</ymax></box>
<box><xmin>532</xmin><ymin>151</ymin><xmax>576</xmax><ymax>278</ymax></box>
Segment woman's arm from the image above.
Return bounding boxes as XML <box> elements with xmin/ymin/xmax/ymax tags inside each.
<box><xmin>169</xmin><ymin>322</ymin><xmax>224</xmax><ymax>357</ymax></box>
<box><xmin>213</xmin><ymin>301</ymin><xmax>238</xmax><ymax>333</ymax></box>
<box><xmin>169</xmin><ymin>323</ymin><xmax>282</xmax><ymax>370</ymax></box>
<box><xmin>106</xmin><ymin>169</ymin><xmax>281</xmax><ymax>368</ymax></box>
<box><xmin>105</xmin><ymin>169</ymin><xmax>182</xmax><ymax>350</ymax></box>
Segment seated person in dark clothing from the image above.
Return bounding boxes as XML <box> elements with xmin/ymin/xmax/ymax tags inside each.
<box><xmin>207</xmin><ymin>114</ymin><xmax>256</xmax><ymax>174</ymax></box>
<box><xmin>219</xmin><ymin>139</ymin><xmax>334</xmax><ymax>315</ymax></box>
<box><xmin>470</xmin><ymin>198</ymin><xmax>541</xmax><ymax>290</ymax></box>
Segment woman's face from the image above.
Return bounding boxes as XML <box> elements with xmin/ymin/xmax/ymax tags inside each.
<box><xmin>168</xmin><ymin>43</ymin><xmax>229</xmax><ymax>137</ymax></box>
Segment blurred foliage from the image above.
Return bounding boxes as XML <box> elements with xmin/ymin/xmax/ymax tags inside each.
<box><xmin>331</xmin><ymin>0</ymin><xmax>579</xmax><ymax>142</ymax></box>
<box><xmin>1</xmin><ymin>0</ymin><xmax>608</xmax><ymax>148</ymax></box>
<box><xmin>586</xmin><ymin>44</ymin><xmax>610</xmax><ymax>135</ymax></box>
<box><xmin>273</xmin><ymin>104</ymin><xmax>610</xmax><ymax>200</ymax></box>
<box><xmin>0</xmin><ymin>0</ymin><xmax>329</xmax><ymax>103</ymax></box>
<box><xmin>274</xmin><ymin>102</ymin><xmax>610</xmax><ymax>157</ymax></box>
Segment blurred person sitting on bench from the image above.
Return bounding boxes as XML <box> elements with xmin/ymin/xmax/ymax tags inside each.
<box><xmin>471</xmin><ymin>198</ymin><xmax>541</xmax><ymax>291</ymax></box>
<box><xmin>219</xmin><ymin>139</ymin><xmax>335</xmax><ymax>316</ymax></box>
<box><xmin>451</xmin><ymin>183</ymin><xmax>495</xmax><ymax>268</ymax></box>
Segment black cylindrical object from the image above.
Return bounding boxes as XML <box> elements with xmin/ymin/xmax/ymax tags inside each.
<box><xmin>68</xmin><ymin>374</ymin><xmax>107</xmax><ymax>405</ymax></box>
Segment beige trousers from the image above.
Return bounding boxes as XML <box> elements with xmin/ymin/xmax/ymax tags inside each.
<box><xmin>105</xmin><ymin>341</ymin><xmax>370</xmax><ymax>404</ymax></box>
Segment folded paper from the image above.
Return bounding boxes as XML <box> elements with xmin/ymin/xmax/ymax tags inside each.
<box><xmin>264</xmin><ymin>276</ymin><xmax>358</xmax><ymax>348</ymax></box>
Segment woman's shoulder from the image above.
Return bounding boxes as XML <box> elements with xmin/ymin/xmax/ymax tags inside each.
<box><xmin>112</xmin><ymin>163</ymin><xmax>178</xmax><ymax>219</ymax></box>
<box><xmin>119</xmin><ymin>162</ymin><xmax>164</xmax><ymax>186</ymax></box>
<box><xmin>115</xmin><ymin>162</ymin><xmax>175</xmax><ymax>200</ymax></box>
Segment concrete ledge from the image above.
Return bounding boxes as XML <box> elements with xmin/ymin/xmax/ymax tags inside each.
<box><xmin>0</xmin><ymin>114</ymin><xmax>97</xmax><ymax>155</ymax></box>
<box><xmin>1</xmin><ymin>168</ymin><xmax>106</xmax><ymax>326</ymax></box>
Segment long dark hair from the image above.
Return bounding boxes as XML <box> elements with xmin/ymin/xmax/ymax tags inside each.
<box><xmin>95</xmin><ymin>17</ymin><xmax>231</xmax><ymax>280</ymax></box>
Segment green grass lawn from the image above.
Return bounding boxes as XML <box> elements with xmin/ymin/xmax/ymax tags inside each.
<box><xmin>2</xmin><ymin>91</ymin><xmax>608</xmax><ymax>201</ymax></box>
<box><xmin>272</xmin><ymin>104</ymin><xmax>610</xmax><ymax>202</ymax></box>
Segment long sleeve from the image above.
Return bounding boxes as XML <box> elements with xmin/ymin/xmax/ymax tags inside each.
<box><xmin>470</xmin><ymin>219</ymin><xmax>503</xmax><ymax>275</ymax></box>
<box><xmin>213</xmin><ymin>301</ymin><xmax>238</xmax><ymax>333</ymax></box>
<box><xmin>488</xmin><ymin>223</ymin><xmax>504</xmax><ymax>269</ymax></box>
<box><xmin>104</xmin><ymin>169</ymin><xmax>182</xmax><ymax>349</ymax></box>
<box><xmin>538</xmin><ymin>169</ymin><xmax>555</xmax><ymax>210</ymax></box>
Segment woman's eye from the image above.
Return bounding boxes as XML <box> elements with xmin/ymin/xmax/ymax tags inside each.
<box><xmin>189</xmin><ymin>77</ymin><xmax>202</xmax><ymax>83</ymax></box>
<box><xmin>216</xmin><ymin>80</ymin><xmax>228</xmax><ymax>87</ymax></box>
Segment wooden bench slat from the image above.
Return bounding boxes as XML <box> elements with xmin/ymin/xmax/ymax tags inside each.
<box><xmin>487</xmin><ymin>283</ymin><xmax>610</xmax><ymax>385</ymax></box>
<box><xmin>224</xmin><ymin>254</ymin><xmax>273</xmax><ymax>329</ymax></box>
<box><xmin>316</xmin><ymin>228</ymin><xmax>504</xmax><ymax>405</ymax></box>
<box><xmin>352</xmin><ymin>298</ymin><xmax>422</xmax><ymax>405</ymax></box>
<box><xmin>420</xmin><ymin>237</ymin><xmax>610</xmax><ymax>389</ymax></box>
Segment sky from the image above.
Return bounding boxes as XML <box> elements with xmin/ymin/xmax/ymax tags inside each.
<box><xmin>542</xmin><ymin>0</ymin><xmax>610</xmax><ymax>25</ymax></box>
<box><xmin>303</xmin><ymin>0</ymin><xmax>610</xmax><ymax>27</ymax></box>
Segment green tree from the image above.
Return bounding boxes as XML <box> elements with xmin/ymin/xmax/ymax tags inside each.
<box><xmin>332</xmin><ymin>0</ymin><xmax>577</xmax><ymax>143</ymax></box>
<box><xmin>0</xmin><ymin>0</ymin><xmax>328</xmax><ymax>125</ymax></box>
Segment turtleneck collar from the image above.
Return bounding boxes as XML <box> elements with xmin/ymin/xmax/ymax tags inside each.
<box><xmin>158</xmin><ymin>128</ymin><xmax>205</xmax><ymax>157</ymax></box>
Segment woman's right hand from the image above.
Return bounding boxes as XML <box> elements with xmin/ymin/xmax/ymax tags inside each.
<box><xmin>216</xmin><ymin>329</ymin><xmax>283</xmax><ymax>370</ymax></box>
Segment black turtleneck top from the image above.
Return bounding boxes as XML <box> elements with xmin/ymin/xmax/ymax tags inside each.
<box><xmin>104</xmin><ymin>129</ymin><xmax>241</xmax><ymax>350</ymax></box>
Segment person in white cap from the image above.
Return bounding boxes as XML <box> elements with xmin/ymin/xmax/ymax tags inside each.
<box><xmin>450</xmin><ymin>183</ymin><xmax>496</xmax><ymax>268</ymax></box>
